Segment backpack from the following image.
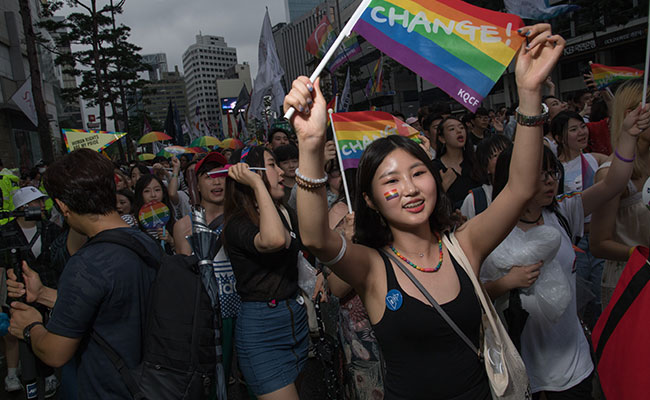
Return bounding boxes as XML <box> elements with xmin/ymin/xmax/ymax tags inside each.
<box><xmin>88</xmin><ymin>229</ymin><xmax>217</xmax><ymax>400</ymax></box>
<box><xmin>470</xmin><ymin>186</ymin><xmax>489</xmax><ymax>216</ymax></box>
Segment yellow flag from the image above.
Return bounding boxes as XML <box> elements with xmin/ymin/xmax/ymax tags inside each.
<box><xmin>62</xmin><ymin>129</ymin><xmax>127</xmax><ymax>153</ymax></box>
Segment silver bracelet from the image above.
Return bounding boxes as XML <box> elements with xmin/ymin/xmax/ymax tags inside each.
<box><xmin>318</xmin><ymin>232</ymin><xmax>347</xmax><ymax>267</ymax></box>
<box><xmin>295</xmin><ymin>168</ymin><xmax>328</xmax><ymax>184</ymax></box>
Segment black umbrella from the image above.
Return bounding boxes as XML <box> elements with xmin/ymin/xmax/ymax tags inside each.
<box><xmin>503</xmin><ymin>289</ymin><xmax>529</xmax><ymax>353</ymax></box>
<box><xmin>185</xmin><ymin>169</ymin><xmax>227</xmax><ymax>400</ymax></box>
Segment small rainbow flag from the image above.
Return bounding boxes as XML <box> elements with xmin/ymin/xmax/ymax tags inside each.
<box><xmin>590</xmin><ymin>63</ymin><xmax>643</xmax><ymax>89</ymax></box>
<box><xmin>365</xmin><ymin>54</ymin><xmax>384</xmax><ymax>97</ymax></box>
<box><xmin>352</xmin><ymin>0</ymin><xmax>524</xmax><ymax>112</ymax></box>
<box><xmin>330</xmin><ymin>111</ymin><xmax>419</xmax><ymax>169</ymax></box>
<box><xmin>306</xmin><ymin>15</ymin><xmax>337</xmax><ymax>59</ymax></box>
<box><xmin>384</xmin><ymin>189</ymin><xmax>399</xmax><ymax>200</ymax></box>
<box><xmin>328</xmin><ymin>34</ymin><xmax>362</xmax><ymax>72</ymax></box>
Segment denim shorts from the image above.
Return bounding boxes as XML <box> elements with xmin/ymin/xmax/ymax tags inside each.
<box><xmin>235</xmin><ymin>295</ymin><xmax>309</xmax><ymax>395</ymax></box>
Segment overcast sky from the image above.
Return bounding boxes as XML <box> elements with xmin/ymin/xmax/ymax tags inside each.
<box><xmin>59</xmin><ymin>0</ymin><xmax>289</xmax><ymax>78</ymax></box>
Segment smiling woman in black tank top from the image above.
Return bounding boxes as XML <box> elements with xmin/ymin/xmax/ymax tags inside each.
<box><xmin>285</xmin><ymin>23</ymin><xmax>565</xmax><ymax>399</ymax></box>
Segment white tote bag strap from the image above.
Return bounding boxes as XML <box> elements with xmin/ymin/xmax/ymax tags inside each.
<box><xmin>442</xmin><ymin>233</ymin><xmax>503</xmax><ymax>347</ymax></box>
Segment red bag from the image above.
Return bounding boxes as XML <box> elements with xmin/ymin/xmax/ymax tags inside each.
<box><xmin>592</xmin><ymin>246</ymin><xmax>650</xmax><ymax>400</ymax></box>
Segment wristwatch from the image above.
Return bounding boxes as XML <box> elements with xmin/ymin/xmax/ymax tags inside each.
<box><xmin>515</xmin><ymin>103</ymin><xmax>549</xmax><ymax>127</ymax></box>
<box><xmin>23</xmin><ymin>321</ymin><xmax>44</xmax><ymax>346</ymax></box>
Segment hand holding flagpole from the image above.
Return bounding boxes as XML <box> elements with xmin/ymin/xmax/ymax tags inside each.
<box><xmin>284</xmin><ymin>0</ymin><xmax>372</xmax><ymax>120</ymax></box>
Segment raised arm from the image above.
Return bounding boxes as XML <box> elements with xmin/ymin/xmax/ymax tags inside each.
<box><xmin>457</xmin><ymin>24</ymin><xmax>566</xmax><ymax>272</ymax></box>
<box><xmin>580</xmin><ymin>105</ymin><xmax>650</xmax><ymax>216</ymax></box>
<box><xmin>284</xmin><ymin>78</ymin><xmax>380</xmax><ymax>292</ymax></box>
<box><xmin>589</xmin><ymin>168</ymin><xmax>630</xmax><ymax>261</ymax></box>
<box><xmin>168</xmin><ymin>156</ymin><xmax>181</xmax><ymax>206</ymax></box>
<box><xmin>228</xmin><ymin>163</ymin><xmax>289</xmax><ymax>253</ymax></box>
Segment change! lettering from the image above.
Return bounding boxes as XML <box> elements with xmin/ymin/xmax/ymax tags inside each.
<box><xmin>340</xmin><ymin>125</ymin><xmax>396</xmax><ymax>157</ymax></box>
<box><xmin>369</xmin><ymin>7</ymin><xmax>514</xmax><ymax>46</ymax></box>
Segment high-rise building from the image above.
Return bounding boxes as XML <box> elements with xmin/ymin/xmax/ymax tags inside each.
<box><xmin>142</xmin><ymin>66</ymin><xmax>188</xmax><ymax>126</ymax></box>
<box><xmin>182</xmin><ymin>34</ymin><xmax>238</xmax><ymax>134</ymax></box>
<box><xmin>142</xmin><ymin>53</ymin><xmax>168</xmax><ymax>81</ymax></box>
<box><xmin>50</xmin><ymin>15</ymin><xmax>83</xmax><ymax>130</ymax></box>
<box><xmin>284</xmin><ymin>0</ymin><xmax>322</xmax><ymax>22</ymax></box>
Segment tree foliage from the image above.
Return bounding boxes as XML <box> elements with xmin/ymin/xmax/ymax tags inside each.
<box><xmin>38</xmin><ymin>0</ymin><xmax>149</xmax><ymax>135</ymax></box>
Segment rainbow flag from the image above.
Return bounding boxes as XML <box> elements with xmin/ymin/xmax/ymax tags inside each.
<box><xmin>590</xmin><ymin>63</ymin><xmax>643</xmax><ymax>89</ymax></box>
<box><xmin>352</xmin><ymin>0</ymin><xmax>524</xmax><ymax>112</ymax></box>
<box><xmin>306</xmin><ymin>15</ymin><xmax>337</xmax><ymax>58</ymax></box>
<box><xmin>62</xmin><ymin>129</ymin><xmax>126</xmax><ymax>153</ymax></box>
<box><xmin>328</xmin><ymin>34</ymin><xmax>363</xmax><ymax>72</ymax></box>
<box><xmin>365</xmin><ymin>54</ymin><xmax>384</xmax><ymax>96</ymax></box>
<box><xmin>330</xmin><ymin>111</ymin><xmax>419</xmax><ymax>169</ymax></box>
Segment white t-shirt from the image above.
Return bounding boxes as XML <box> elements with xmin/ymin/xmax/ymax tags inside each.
<box><xmin>543</xmin><ymin>136</ymin><xmax>558</xmax><ymax>156</ymax></box>
<box><xmin>562</xmin><ymin>153</ymin><xmax>598</xmax><ymax>223</ymax></box>
<box><xmin>519</xmin><ymin>193</ymin><xmax>593</xmax><ymax>392</ymax></box>
<box><xmin>21</xmin><ymin>225</ymin><xmax>41</xmax><ymax>259</ymax></box>
<box><xmin>460</xmin><ymin>184</ymin><xmax>492</xmax><ymax>220</ymax></box>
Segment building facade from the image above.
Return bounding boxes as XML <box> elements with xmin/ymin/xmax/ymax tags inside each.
<box><xmin>182</xmin><ymin>34</ymin><xmax>238</xmax><ymax>135</ymax></box>
<box><xmin>0</xmin><ymin>0</ymin><xmax>63</xmax><ymax>170</ymax></box>
<box><xmin>142</xmin><ymin>53</ymin><xmax>168</xmax><ymax>81</ymax></box>
<box><xmin>142</xmin><ymin>67</ymin><xmax>188</xmax><ymax>126</ymax></box>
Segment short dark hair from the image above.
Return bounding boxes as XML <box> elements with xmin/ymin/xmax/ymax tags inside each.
<box><xmin>421</xmin><ymin>113</ymin><xmax>443</xmax><ymax>132</ymax></box>
<box><xmin>475</xmin><ymin>134</ymin><xmax>512</xmax><ymax>182</ymax></box>
<box><xmin>269</xmin><ymin>128</ymin><xmax>289</xmax><ymax>142</ymax></box>
<box><xmin>273</xmin><ymin>144</ymin><xmax>298</xmax><ymax>163</ymax></box>
<box><xmin>43</xmin><ymin>148</ymin><xmax>117</xmax><ymax>215</ymax></box>
<box><xmin>473</xmin><ymin>107</ymin><xmax>489</xmax><ymax>118</ymax></box>
<box><xmin>353</xmin><ymin>135</ymin><xmax>456</xmax><ymax>248</ymax></box>
<box><xmin>391</xmin><ymin>111</ymin><xmax>406</xmax><ymax>121</ymax></box>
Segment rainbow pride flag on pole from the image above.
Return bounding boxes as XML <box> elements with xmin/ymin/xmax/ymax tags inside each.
<box><xmin>351</xmin><ymin>0</ymin><xmax>525</xmax><ymax>112</ymax></box>
<box><xmin>306</xmin><ymin>15</ymin><xmax>337</xmax><ymax>58</ymax></box>
<box><xmin>365</xmin><ymin>53</ymin><xmax>384</xmax><ymax>97</ymax></box>
<box><xmin>330</xmin><ymin>111</ymin><xmax>419</xmax><ymax>169</ymax></box>
<box><xmin>590</xmin><ymin>63</ymin><xmax>644</xmax><ymax>89</ymax></box>
<box><xmin>328</xmin><ymin>34</ymin><xmax>362</xmax><ymax>72</ymax></box>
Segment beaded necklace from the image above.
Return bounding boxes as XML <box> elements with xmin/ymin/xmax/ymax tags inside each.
<box><xmin>390</xmin><ymin>233</ymin><xmax>443</xmax><ymax>272</ymax></box>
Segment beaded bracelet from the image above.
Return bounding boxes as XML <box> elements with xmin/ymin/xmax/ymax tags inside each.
<box><xmin>615</xmin><ymin>149</ymin><xmax>636</xmax><ymax>163</ymax></box>
<box><xmin>295</xmin><ymin>175</ymin><xmax>327</xmax><ymax>190</ymax></box>
<box><xmin>318</xmin><ymin>232</ymin><xmax>347</xmax><ymax>267</ymax></box>
<box><xmin>295</xmin><ymin>168</ymin><xmax>328</xmax><ymax>185</ymax></box>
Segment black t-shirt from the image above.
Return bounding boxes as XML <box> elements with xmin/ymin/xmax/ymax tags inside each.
<box><xmin>224</xmin><ymin>208</ymin><xmax>300</xmax><ymax>302</ymax></box>
<box><xmin>433</xmin><ymin>159</ymin><xmax>481</xmax><ymax>209</ymax></box>
<box><xmin>469</xmin><ymin>129</ymin><xmax>492</xmax><ymax>146</ymax></box>
<box><xmin>47</xmin><ymin>227</ymin><xmax>159</xmax><ymax>399</ymax></box>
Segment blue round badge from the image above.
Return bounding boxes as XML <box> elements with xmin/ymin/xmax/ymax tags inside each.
<box><xmin>385</xmin><ymin>289</ymin><xmax>403</xmax><ymax>311</ymax></box>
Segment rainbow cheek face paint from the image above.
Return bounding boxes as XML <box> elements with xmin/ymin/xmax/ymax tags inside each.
<box><xmin>384</xmin><ymin>189</ymin><xmax>399</xmax><ymax>201</ymax></box>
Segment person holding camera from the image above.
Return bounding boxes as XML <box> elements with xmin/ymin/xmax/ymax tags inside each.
<box><xmin>1</xmin><ymin>186</ymin><xmax>61</xmax><ymax>396</ymax></box>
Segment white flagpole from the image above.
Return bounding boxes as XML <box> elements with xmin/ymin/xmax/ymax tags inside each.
<box><xmin>328</xmin><ymin>110</ymin><xmax>353</xmax><ymax>214</ymax></box>
<box><xmin>641</xmin><ymin>3</ymin><xmax>650</xmax><ymax>107</ymax></box>
<box><xmin>284</xmin><ymin>0</ymin><xmax>372</xmax><ymax>120</ymax></box>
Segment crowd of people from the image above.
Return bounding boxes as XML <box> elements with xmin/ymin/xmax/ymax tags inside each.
<box><xmin>0</xmin><ymin>23</ymin><xmax>648</xmax><ymax>400</ymax></box>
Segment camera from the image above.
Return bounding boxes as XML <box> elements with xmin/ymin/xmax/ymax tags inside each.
<box><xmin>0</xmin><ymin>207</ymin><xmax>44</xmax><ymax>303</ymax></box>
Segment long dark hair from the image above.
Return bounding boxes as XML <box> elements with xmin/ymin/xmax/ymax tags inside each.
<box><xmin>436</xmin><ymin>116</ymin><xmax>486</xmax><ymax>184</ymax></box>
<box><xmin>550</xmin><ymin>110</ymin><xmax>584</xmax><ymax>159</ymax></box>
<box><xmin>492</xmin><ymin>145</ymin><xmax>565</xmax><ymax>211</ymax></box>
<box><xmin>475</xmin><ymin>134</ymin><xmax>512</xmax><ymax>185</ymax></box>
<box><xmin>353</xmin><ymin>135</ymin><xmax>455</xmax><ymax>248</ymax></box>
<box><xmin>133</xmin><ymin>174</ymin><xmax>175</xmax><ymax>233</ymax></box>
<box><xmin>223</xmin><ymin>146</ymin><xmax>274</xmax><ymax>228</ymax></box>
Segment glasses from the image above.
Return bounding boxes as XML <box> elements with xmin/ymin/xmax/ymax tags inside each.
<box><xmin>540</xmin><ymin>170</ymin><xmax>561</xmax><ymax>181</ymax></box>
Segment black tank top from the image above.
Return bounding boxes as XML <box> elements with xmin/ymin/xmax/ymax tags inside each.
<box><xmin>372</xmin><ymin>250</ymin><xmax>491</xmax><ymax>400</ymax></box>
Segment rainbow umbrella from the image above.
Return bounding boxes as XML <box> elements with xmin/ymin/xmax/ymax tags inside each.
<box><xmin>138</xmin><ymin>153</ymin><xmax>155</xmax><ymax>161</ymax></box>
<box><xmin>138</xmin><ymin>131</ymin><xmax>172</xmax><ymax>145</ymax></box>
<box><xmin>164</xmin><ymin>145</ymin><xmax>197</xmax><ymax>155</ymax></box>
<box><xmin>190</xmin><ymin>136</ymin><xmax>221</xmax><ymax>147</ymax></box>
<box><xmin>219</xmin><ymin>138</ymin><xmax>244</xmax><ymax>150</ymax></box>
<box><xmin>188</xmin><ymin>147</ymin><xmax>209</xmax><ymax>154</ymax></box>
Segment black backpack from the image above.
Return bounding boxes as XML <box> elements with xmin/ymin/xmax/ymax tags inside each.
<box><xmin>88</xmin><ymin>229</ymin><xmax>217</xmax><ymax>400</ymax></box>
